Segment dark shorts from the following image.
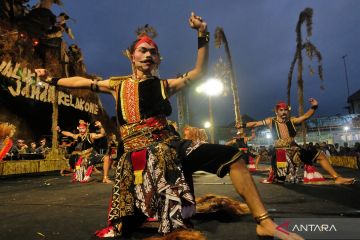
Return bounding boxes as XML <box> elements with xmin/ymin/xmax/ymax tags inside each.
<box><xmin>88</xmin><ymin>152</ymin><xmax>105</xmax><ymax>165</ymax></box>
<box><xmin>181</xmin><ymin>143</ymin><xmax>241</xmax><ymax>178</ymax></box>
<box><xmin>298</xmin><ymin>148</ymin><xmax>321</xmax><ymax>164</ymax></box>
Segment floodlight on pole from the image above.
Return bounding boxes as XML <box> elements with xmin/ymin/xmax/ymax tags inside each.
<box><xmin>266</xmin><ymin>133</ymin><xmax>272</xmax><ymax>139</ymax></box>
<box><xmin>204</xmin><ymin>121</ymin><xmax>211</xmax><ymax>128</ymax></box>
<box><xmin>196</xmin><ymin>78</ymin><xmax>224</xmax><ymax>143</ymax></box>
<box><xmin>203</xmin><ymin>78</ymin><xmax>224</xmax><ymax>96</ymax></box>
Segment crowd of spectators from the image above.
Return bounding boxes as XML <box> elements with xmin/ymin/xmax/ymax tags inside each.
<box><xmin>304</xmin><ymin>141</ymin><xmax>360</xmax><ymax>158</ymax></box>
<box><xmin>4</xmin><ymin>137</ymin><xmax>50</xmax><ymax>160</ymax></box>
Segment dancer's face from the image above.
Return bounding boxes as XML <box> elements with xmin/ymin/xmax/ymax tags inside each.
<box><xmin>276</xmin><ymin>107</ymin><xmax>289</xmax><ymax>120</ymax></box>
<box><xmin>132</xmin><ymin>42</ymin><xmax>160</xmax><ymax>74</ymax></box>
<box><xmin>78</xmin><ymin>126</ymin><xmax>87</xmax><ymax>135</ymax></box>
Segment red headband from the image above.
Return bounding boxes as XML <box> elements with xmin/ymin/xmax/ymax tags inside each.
<box><xmin>275</xmin><ymin>101</ymin><xmax>289</xmax><ymax>110</ymax></box>
<box><xmin>134</xmin><ymin>36</ymin><xmax>158</xmax><ymax>51</ymax></box>
<box><xmin>78</xmin><ymin>121</ymin><xmax>88</xmax><ymax>128</ymax></box>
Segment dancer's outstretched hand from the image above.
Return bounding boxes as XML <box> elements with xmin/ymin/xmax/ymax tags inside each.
<box><xmin>34</xmin><ymin>69</ymin><xmax>49</xmax><ymax>80</ymax></box>
<box><xmin>308</xmin><ymin>98</ymin><xmax>318</xmax><ymax>107</ymax></box>
<box><xmin>189</xmin><ymin>12</ymin><xmax>207</xmax><ymax>33</ymax></box>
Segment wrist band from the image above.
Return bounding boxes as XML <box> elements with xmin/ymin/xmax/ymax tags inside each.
<box><xmin>198</xmin><ymin>31</ymin><xmax>210</xmax><ymax>49</ymax></box>
<box><xmin>198</xmin><ymin>31</ymin><xmax>209</xmax><ymax>38</ymax></box>
<box><xmin>311</xmin><ymin>105</ymin><xmax>318</xmax><ymax>110</ymax></box>
<box><xmin>90</xmin><ymin>79</ymin><xmax>99</xmax><ymax>92</ymax></box>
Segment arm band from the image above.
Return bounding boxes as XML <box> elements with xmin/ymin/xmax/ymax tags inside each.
<box><xmin>198</xmin><ymin>31</ymin><xmax>210</xmax><ymax>49</ymax></box>
<box><xmin>238</xmin><ymin>123</ymin><xmax>247</xmax><ymax>128</ymax></box>
<box><xmin>50</xmin><ymin>77</ymin><xmax>61</xmax><ymax>86</ymax></box>
<box><xmin>311</xmin><ymin>105</ymin><xmax>318</xmax><ymax>110</ymax></box>
<box><xmin>90</xmin><ymin>79</ymin><xmax>99</xmax><ymax>92</ymax></box>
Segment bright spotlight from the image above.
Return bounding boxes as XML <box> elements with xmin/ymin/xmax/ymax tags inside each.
<box><xmin>203</xmin><ymin>78</ymin><xmax>224</xmax><ymax>96</ymax></box>
<box><xmin>204</xmin><ymin>121</ymin><xmax>211</xmax><ymax>128</ymax></box>
<box><xmin>197</xmin><ymin>78</ymin><xmax>224</xmax><ymax>96</ymax></box>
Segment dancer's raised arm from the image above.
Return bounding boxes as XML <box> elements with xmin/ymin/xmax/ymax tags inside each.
<box><xmin>167</xmin><ymin>12</ymin><xmax>209</xmax><ymax>95</ymax></box>
<box><xmin>292</xmin><ymin>98</ymin><xmax>318</xmax><ymax>124</ymax></box>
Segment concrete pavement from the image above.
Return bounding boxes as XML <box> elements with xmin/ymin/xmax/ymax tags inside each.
<box><xmin>0</xmin><ymin>165</ymin><xmax>359</xmax><ymax>240</ymax></box>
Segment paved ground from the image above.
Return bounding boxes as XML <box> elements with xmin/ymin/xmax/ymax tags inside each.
<box><xmin>0</xmin><ymin>164</ymin><xmax>359</xmax><ymax>240</ymax></box>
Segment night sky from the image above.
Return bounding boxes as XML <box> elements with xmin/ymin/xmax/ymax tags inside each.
<box><xmin>34</xmin><ymin>0</ymin><xmax>360</xmax><ymax>127</ymax></box>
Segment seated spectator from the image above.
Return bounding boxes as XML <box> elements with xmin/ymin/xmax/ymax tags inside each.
<box><xmin>334</xmin><ymin>143</ymin><xmax>340</xmax><ymax>153</ymax></box>
<box><xmin>328</xmin><ymin>144</ymin><xmax>338</xmax><ymax>156</ymax></box>
<box><xmin>36</xmin><ymin>137</ymin><xmax>50</xmax><ymax>157</ymax></box>
<box><xmin>320</xmin><ymin>142</ymin><xmax>331</xmax><ymax>156</ymax></box>
<box><xmin>28</xmin><ymin>142</ymin><xmax>37</xmax><ymax>153</ymax></box>
<box><xmin>353</xmin><ymin>142</ymin><xmax>360</xmax><ymax>153</ymax></box>
<box><xmin>10</xmin><ymin>139</ymin><xmax>28</xmax><ymax>159</ymax></box>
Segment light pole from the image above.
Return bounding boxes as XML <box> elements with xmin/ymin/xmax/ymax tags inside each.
<box><xmin>344</xmin><ymin>125</ymin><xmax>349</xmax><ymax>143</ymax></box>
<box><xmin>342</xmin><ymin>55</ymin><xmax>350</xmax><ymax>100</ymax></box>
<box><xmin>196</xmin><ymin>78</ymin><xmax>224</xmax><ymax>143</ymax></box>
<box><xmin>265</xmin><ymin>132</ymin><xmax>272</xmax><ymax>146</ymax></box>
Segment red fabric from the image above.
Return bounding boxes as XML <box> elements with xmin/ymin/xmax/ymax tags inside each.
<box><xmin>261</xmin><ymin>168</ymin><xmax>275</xmax><ymax>183</ymax></box>
<box><xmin>95</xmin><ymin>226</ymin><xmax>114</xmax><ymax>238</ymax></box>
<box><xmin>144</xmin><ymin>116</ymin><xmax>166</xmax><ymax>127</ymax></box>
<box><xmin>85</xmin><ymin>165</ymin><xmax>93</xmax><ymax>177</ymax></box>
<box><xmin>276</xmin><ymin>101</ymin><xmax>289</xmax><ymax>110</ymax></box>
<box><xmin>131</xmin><ymin>150</ymin><xmax>147</xmax><ymax>171</ymax></box>
<box><xmin>275</xmin><ymin>149</ymin><xmax>287</xmax><ymax>163</ymax></box>
<box><xmin>72</xmin><ymin>157</ymin><xmax>83</xmax><ymax>183</ymax></box>
<box><xmin>0</xmin><ymin>138</ymin><xmax>13</xmax><ymax>161</ymax></box>
<box><xmin>75</xmin><ymin>157</ymin><xmax>82</xmax><ymax>166</ymax></box>
<box><xmin>134</xmin><ymin>36</ymin><xmax>158</xmax><ymax>50</ymax></box>
<box><xmin>303</xmin><ymin>164</ymin><xmax>325</xmax><ymax>183</ymax></box>
<box><xmin>248</xmin><ymin>157</ymin><xmax>256</xmax><ymax>172</ymax></box>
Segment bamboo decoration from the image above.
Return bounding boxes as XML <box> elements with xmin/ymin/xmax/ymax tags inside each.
<box><xmin>214</xmin><ymin>27</ymin><xmax>242</xmax><ymax>126</ymax></box>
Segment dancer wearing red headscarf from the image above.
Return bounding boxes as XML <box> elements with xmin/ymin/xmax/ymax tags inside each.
<box><xmin>57</xmin><ymin>120</ymin><xmax>108</xmax><ymax>183</ymax></box>
<box><xmin>243</xmin><ymin>98</ymin><xmax>355</xmax><ymax>184</ymax></box>
<box><xmin>36</xmin><ymin>12</ymin><xmax>303</xmax><ymax>240</ymax></box>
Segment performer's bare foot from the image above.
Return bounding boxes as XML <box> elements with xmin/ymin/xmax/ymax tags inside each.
<box><xmin>102</xmin><ymin>176</ymin><xmax>113</xmax><ymax>184</ymax></box>
<box><xmin>256</xmin><ymin>218</ymin><xmax>304</xmax><ymax>240</ymax></box>
<box><xmin>92</xmin><ymin>167</ymin><xmax>102</xmax><ymax>175</ymax></box>
<box><xmin>334</xmin><ymin>176</ymin><xmax>355</xmax><ymax>184</ymax></box>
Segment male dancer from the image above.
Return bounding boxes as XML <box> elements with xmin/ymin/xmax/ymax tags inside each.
<box><xmin>243</xmin><ymin>98</ymin><xmax>355</xmax><ymax>184</ymax></box>
<box><xmin>57</xmin><ymin>120</ymin><xmax>112</xmax><ymax>183</ymax></box>
<box><xmin>226</xmin><ymin>128</ymin><xmax>258</xmax><ymax>171</ymax></box>
<box><xmin>36</xmin><ymin>13</ymin><xmax>302</xmax><ymax>239</ymax></box>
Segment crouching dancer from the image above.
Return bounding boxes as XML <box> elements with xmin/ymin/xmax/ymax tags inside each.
<box><xmin>57</xmin><ymin>120</ymin><xmax>111</xmax><ymax>183</ymax></box>
<box><xmin>36</xmin><ymin>12</ymin><xmax>302</xmax><ymax>240</ymax></box>
<box><xmin>243</xmin><ymin>99</ymin><xmax>355</xmax><ymax>184</ymax></box>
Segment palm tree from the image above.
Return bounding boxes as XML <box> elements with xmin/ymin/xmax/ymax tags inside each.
<box><xmin>287</xmin><ymin>8</ymin><xmax>324</xmax><ymax>143</ymax></box>
<box><xmin>214</xmin><ymin>27</ymin><xmax>242</xmax><ymax>126</ymax></box>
